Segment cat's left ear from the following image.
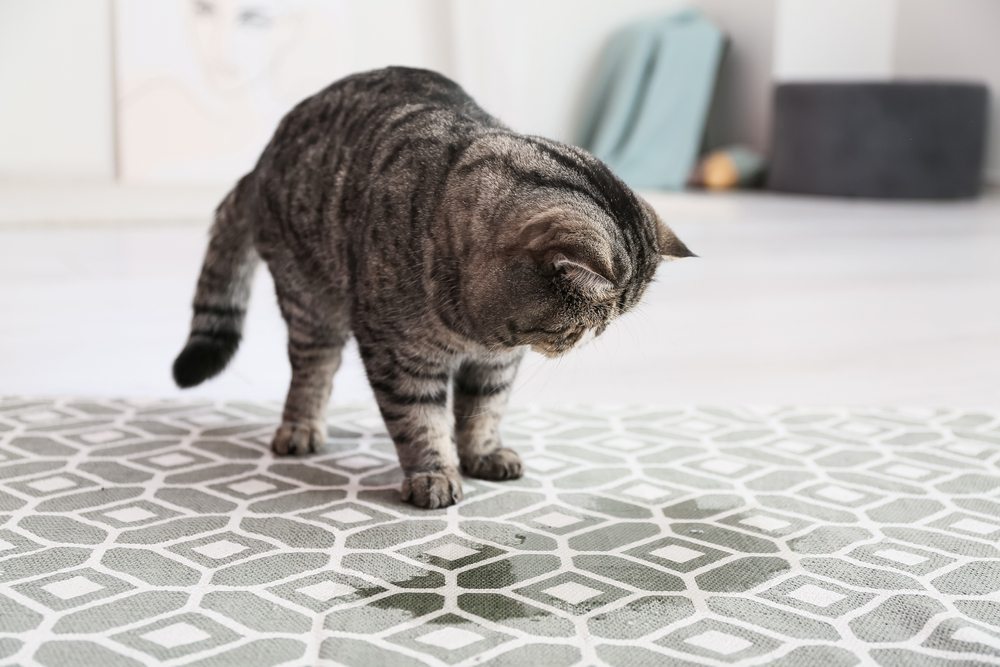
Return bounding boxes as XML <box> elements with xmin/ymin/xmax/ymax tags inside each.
<box><xmin>513</xmin><ymin>209</ymin><xmax>616</xmax><ymax>297</ymax></box>
<box><xmin>640</xmin><ymin>198</ymin><xmax>696</xmax><ymax>261</ymax></box>
<box><xmin>552</xmin><ymin>252</ymin><xmax>614</xmax><ymax>296</ymax></box>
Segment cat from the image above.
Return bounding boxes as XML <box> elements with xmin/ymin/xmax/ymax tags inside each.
<box><xmin>172</xmin><ymin>67</ymin><xmax>693</xmax><ymax>508</ymax></box>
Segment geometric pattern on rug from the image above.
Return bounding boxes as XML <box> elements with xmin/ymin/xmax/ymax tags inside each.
<box><xmin>1</xmin><ymin>397</ymin><xmax>999</xmax><ymax>666</ymax></box>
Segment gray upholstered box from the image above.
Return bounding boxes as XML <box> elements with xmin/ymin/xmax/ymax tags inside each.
<box><xmin>767</xmin><ymin>82</ymin><xmax>989</xmax><ymax>199</ymax></box>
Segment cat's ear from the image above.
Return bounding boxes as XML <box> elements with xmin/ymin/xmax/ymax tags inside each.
<box><xmin>641</xmin><ymin>198</ymin><xmax>696</xmax><ymax>260</ymax></box>
<box><xmin>552</xmin><ymin>252</ymin><xmax>614</xmax><ymax>296</ymax></box>
<box><xmin>513</xmin><ymin>209</ymin><xmax>616</xmax><ymax>296</ymax></box>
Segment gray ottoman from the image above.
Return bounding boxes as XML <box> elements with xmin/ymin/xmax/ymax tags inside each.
<box><xmin>767</xmin><ymin>82</ymin><xmax>989</xmax><ymax>199</ymax></box>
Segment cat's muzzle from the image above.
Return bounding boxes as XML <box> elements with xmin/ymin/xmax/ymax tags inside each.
<box><xmin>530</xmin><ymin>327</ymin><xmax>595</xmax><ymax>357</ymax></box>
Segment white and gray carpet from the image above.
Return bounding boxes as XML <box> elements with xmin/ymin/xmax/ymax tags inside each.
<box><xmin>1</xmin><ymin>398</ymin><xmax>999</xmax><ymax>666</ymax></box>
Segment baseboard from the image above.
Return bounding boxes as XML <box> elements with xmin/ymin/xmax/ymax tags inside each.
<box><xmin>0</xmin><ymin>182</ymin><xmax>228</xmax><ymax>227</ymax></box>
<box><xmin>2</xmin><ymin>180</ymin><xmax>997</xmax><ymax>228</ymax></box>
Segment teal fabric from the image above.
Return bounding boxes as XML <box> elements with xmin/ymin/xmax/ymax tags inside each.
<box><xmin>577</xmin><ymin>22</ymin><xmax>660</xmax><ymax>162</ymax></box>
<box><xmin>578</xmin><ymin>10</ymin><xmax>726</xmax><ymax>190</ymax></box>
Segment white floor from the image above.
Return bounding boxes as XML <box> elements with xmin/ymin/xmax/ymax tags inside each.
<box><xmin>2</xmin><ymin>188</ymin><xmax>999</xmax><ymax>408</ymax></box>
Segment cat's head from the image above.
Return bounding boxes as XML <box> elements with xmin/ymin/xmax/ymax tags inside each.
<box><xmin>459</xmin><ymin>152</ymin><xmax>693</xmax><ymax>356</ymax></box>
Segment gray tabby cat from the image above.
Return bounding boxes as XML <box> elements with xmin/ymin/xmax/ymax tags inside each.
<box><xmin>172</xmin><ymin>67</ymin><xmax>692</xmax><ymax>508</ymax></box>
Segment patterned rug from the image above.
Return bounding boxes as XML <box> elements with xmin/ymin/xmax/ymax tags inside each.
<box><xmin>1</xmin><ymin>398</ymin><xmax>999</xmax><ymax>666</ymax></box>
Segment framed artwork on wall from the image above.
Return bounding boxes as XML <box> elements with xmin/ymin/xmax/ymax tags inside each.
<box><xmin>114</xmin><ymin>0</ymin><xmax>450</xmax><ymax>184</ymax></box>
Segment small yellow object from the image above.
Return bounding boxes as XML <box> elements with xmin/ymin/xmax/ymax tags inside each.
<box><xmin>702</xmin><ymin>152</ymin><xmax>741</xmax><ymax>190</ymax></box>
<box><xmin>690</xmin><ymin>145</ymin><xmax>764</xmax><ymax>190</ymax></box>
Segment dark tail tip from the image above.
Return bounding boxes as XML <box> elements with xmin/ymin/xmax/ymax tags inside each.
<box><xmin>172</xmin><ymin>337</ymin><xmax>239</xmax><ymax>388</ymax></box>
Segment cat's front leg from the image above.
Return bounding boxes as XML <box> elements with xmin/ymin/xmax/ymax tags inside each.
<box><xmin>359</xmin><ymin>342</ymin><xmax>462</xmax><ymax>508</ymax></box>
<box><xmin>454</xmin><ymin>353</ymin><xmax>524</xmax><ymax>480</ymax></box>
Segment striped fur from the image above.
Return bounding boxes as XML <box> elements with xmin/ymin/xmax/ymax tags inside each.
<box><xmin>173</xmin><ymin>67</ymin><xmax>691</xmax><ymax>508</ymax></box>
<box><xmin>172</xmin><ymin>180</ymin><xmax>258</xmax><ymax>389</ymax></box>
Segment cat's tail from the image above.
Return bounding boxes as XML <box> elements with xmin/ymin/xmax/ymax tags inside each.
<box><xmin>172</xmin><ymin>177</ymin><xmax>259</xmax><ymax>388</ymax></box>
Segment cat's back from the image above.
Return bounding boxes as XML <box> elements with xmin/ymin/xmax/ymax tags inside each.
<box><xmin>247</xmin><ymin>68</ymin><xmax>500</xmax><ymax>276</ymax></box>
<box><xmin>338</xmin><ymin>67</ymin><xmax>490</xmax><ymax>119</ymax></box>
<box><xmin>250</xmin><ymin>67</ymin><xmax>501</xmax><ymax>210</ymax></box>
<box><xmin>266</xmin><ymin>67</ymin><xmax>498</xmax><ymax>157</ymax></box>
<box><xmin>332</xmin><ymin>67</ymin><xmax>506</xmax><ymax>158</ymax></box>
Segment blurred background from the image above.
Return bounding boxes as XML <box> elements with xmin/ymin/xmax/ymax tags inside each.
<box><xmin>1</xmin><ymin>0</ymin><xmax>997</xmax><ymax>407</ymax></box>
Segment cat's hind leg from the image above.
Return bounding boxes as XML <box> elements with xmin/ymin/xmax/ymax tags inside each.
<box><xmin>272</xmin><ymin>285</ymin><xmax>349</xmax><ymax>456</ymax></box>
<box><xmin>454</xmin><ymin>352</ymin><xmax>524</xmax><ymax>480</ymax></box>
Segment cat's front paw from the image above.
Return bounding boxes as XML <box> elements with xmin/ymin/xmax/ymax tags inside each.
<box><xmin>461</xmin><ymin>447</ymin><xmax>523</xmax><ymax>481</ymax></box>
<box><xmin>401</xmin><ymin>469</ymin><xmax>463</xmax><ymax>509</ymax></box>
<box><xmin>271</xmin><ymin>420</ymin><xmax>326</xmax><ymax>456</ymax></box>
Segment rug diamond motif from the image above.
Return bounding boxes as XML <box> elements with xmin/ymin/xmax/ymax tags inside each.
<box><xmin>0</xmin><ymin>398</ymin><xmax>997</xmax><ymax>666</ymax></box>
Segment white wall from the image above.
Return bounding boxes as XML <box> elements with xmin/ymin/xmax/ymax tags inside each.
<box><xmin>1</xmin><ymin>0</ymin><xmax>689</xmax><ymax>182</ymax></box>
<box><xmin>0</xmin><ymin>0</ymin><xmax>994</xmax><ymax>186</ymax></box>
<box><xmin>697</xmin><ymin>0</ymin><xmax>776</xmax><ymax>155</ymax></box>
<box><xmin>893</xmin><ymin>0</ymin><xmax>1000</xmax><ymax>182</ymax></box>
<box><xmin>449</xmin><ymin>0</ymin><xmax>686</xmax><ymax>143</ymax></box>
<box><xmin>0</xmin><ymin>0</ymin><xmax>115</xmax><ymax>180</ymax></box>
<box><xmin>773</xmin><ymin>0</ymin><xmax>897</xmax><ymax>81</ymax></box>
